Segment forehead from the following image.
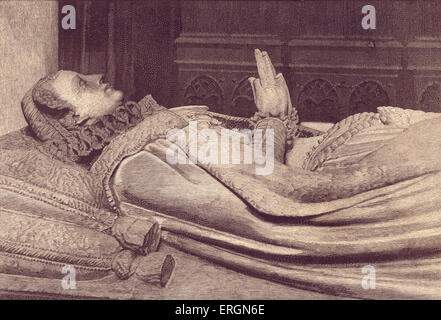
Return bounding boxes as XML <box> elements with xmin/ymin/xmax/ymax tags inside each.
<box><xmin>53</xmin><ymin>70</ymin><xmax>80</xmax><ymax>84</ymax></box>
<box><xmin>44</xmin><ymin>70</ymin><xmax>84</xmax><ymax>93</ymax></box>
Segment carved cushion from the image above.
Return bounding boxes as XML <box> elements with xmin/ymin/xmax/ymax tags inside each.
<box><xmin>0</xmin><ymin>128</ymin><xmax>116</xmax><ymax>230</ymax></box>
<box><xmin>0</xmin><ymin>128</ymin><xmax>123</xmax><ymax>280</ymax></box>
<box><xmin>0</xmin><ymin>207</ymin><xmax>121</xmax><ymax>280</ymax></box>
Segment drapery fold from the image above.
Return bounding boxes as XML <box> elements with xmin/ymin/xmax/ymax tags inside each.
<box><xmin>90</xmin><ymin>106</ymin><xmax>441</xmax><ymax>299</ymax></box>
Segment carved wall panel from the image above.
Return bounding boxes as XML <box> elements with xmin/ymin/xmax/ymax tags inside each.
<box><xmin>183</xmin><ymin>75</ymin><xmax>224</xmax><ymax>114</ymax></box>
<box><xmin>349</xmin><ymin>81</ymin><xmax>390</xmax><ymax>115</ymax></box>
<box><xmin>175</xmin><ymin>1</ymin><xmax>441</xmax><ymax>122</ymax></box>
<box><xmin>293</xmin><ymin>78</ymin><xmax>393</xmax><ymax>122</ymax></box>
<box><xmin>231</xmin><ymin>77</ymin><xmax>256</xmax><ymax>118</ymax></box>
<box><xmin>180</xmin><ymin>71</ymin><xmax>259</xmax><ymax>117</ymax></box>
<box><xmin>297</xmin><ymin>79</ymin><xmax>340</xmax><ymax>123</ymax></box>
<box><xmin>175</xmin><ymin>32</ymin><xmax>282</xmax><ymax>114</ymax></box>
<box><xmin>419</xmin><ymin>82</ymin><xmax>441</xmax><ymax>113</ymax></box>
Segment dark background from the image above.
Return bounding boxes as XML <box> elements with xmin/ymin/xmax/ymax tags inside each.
<box><xmin>59</xmin><ymin>0</ymin><xmax>441</xmax><ymax>122</ymax></box>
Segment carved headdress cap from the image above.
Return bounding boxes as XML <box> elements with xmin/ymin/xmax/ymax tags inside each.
<box><xmin>22</xmin><ymin>71</ymin><xmax>77</xmax><ymax>143</ymax></box>
<box><xmin>22</xmin><ymin>71</ymin><xmax>151</xmax><ymax>163</ymax></box>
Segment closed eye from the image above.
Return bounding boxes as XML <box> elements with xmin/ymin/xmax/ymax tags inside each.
<box><xmin>79</xmin><ymin>77</ymin><xmax>87</xmax><ymax>89</ymax></box>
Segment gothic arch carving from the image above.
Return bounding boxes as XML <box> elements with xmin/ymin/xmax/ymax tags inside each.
<box><xmin>183</xmin><ymin>75</ymin><xmax>224</xmax><ymax>114</ymax></box>
<box><xmin>419</xmin><ymin>82</ymin><xmax>441</xmax><ymax>113</ymax></box>
<box><xmin>349</xmin><ymin>81</ymin><xmax>389</xmax><ymax>116</ymax></box>
<box><xmin>297</xmin><ymin>79</ymin><xmax>340</xmax><ymax>123</ymax></box>
<box><xmin>231</xmin><ymin>77</ymin><xmax>257</xmax><ymax>118</ymax></box>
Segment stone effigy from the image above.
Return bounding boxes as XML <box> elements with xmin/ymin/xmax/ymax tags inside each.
<box><xmin>1</xmin><ymin>49</ymin><xmax>441</xmax><ymax>299</ymax></box>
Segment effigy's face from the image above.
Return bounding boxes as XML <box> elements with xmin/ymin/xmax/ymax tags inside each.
<box><xmin>46</xmin><ymin>70</ymin><xmax>124</xmax><ymax>123</ymax></box>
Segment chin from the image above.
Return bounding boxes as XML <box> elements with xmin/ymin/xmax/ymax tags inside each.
<box><xmin>97</xmin><ymin>97</ymin><xmax>122</xmax><ymax>117</ymax></box>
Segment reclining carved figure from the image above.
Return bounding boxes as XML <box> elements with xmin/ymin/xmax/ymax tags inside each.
<box><xmin>2</xmin><ymin>49</ymin><xmax>441</xmax><ymax>298</ymax></box>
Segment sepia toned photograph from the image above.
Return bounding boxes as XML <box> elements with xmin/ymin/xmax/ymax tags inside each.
<box><xmin>1</xmin><ymin>0</ymin><xmax>441</xmax><ymax>304</ymax></box>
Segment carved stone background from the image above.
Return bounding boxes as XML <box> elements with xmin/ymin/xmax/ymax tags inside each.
<box><xmin>175</xmin><ymin>0</ymin><xmax>441</xmax><ymax>123</ymax></box>
<box><xmin>349</xmin><ymin>81</ymin><xmax>390</xmax><ymax>115</ymax></box>
<box><xmin>419</xmin><ymin>82</ymin><xmax>441</xmax><ymax>113</ymax></box>
<box><xmin>297</xmin><ymin>79</ymin><xmax>340</xmax><ymax>123</ymax></box>
<box><xmin>231</xmin><ymin>77</ymin><xmax>255</xmax><ymax>118</ymax></box>
<box><xmin>179</xmin><ymin>72</ymin><xmax>395</xmax><ymax>122</ymax></box>
<box><xmin>183</xmin><ymin>75</ymin><xmax>224</xmax><ymax>114</ymax></box>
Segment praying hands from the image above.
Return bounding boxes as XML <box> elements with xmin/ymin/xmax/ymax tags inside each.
<box><xmin>248</xmin><ymin>49</ymin><xmax>292</xmax><ymax>119</ymax></box>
